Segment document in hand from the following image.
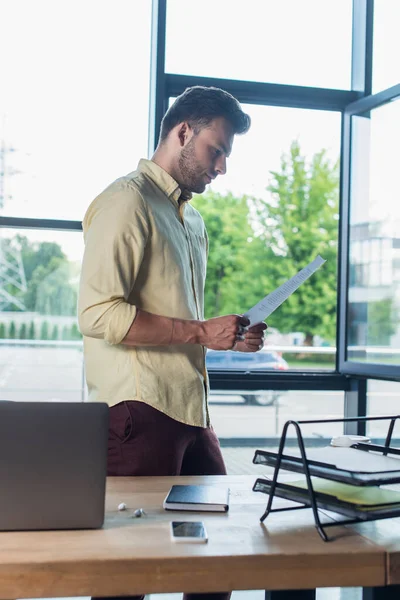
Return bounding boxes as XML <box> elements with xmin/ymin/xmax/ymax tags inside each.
<box><xmin>244</xmin><ymin>255</ymin><xmax>326</xmax><ymax>326</ymax></box>
<box><xmin>163</xmin><ymin>485</ymin><xmax>230</xmax><ymax>512</ymax></box>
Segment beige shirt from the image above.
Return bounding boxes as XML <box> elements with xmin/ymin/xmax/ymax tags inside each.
<box><xmin>78</xmin><ymin>159</ymin><xmax>210</xmax><ymax>427</ymax></box>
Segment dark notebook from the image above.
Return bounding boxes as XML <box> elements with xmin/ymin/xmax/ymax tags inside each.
<box><xmin>163</xmin><ymin>485</ymin><xmax>230</xmax><ymax>512</ymax></box>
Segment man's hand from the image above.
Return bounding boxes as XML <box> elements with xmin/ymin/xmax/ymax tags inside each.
<box><xmin>199</xmin><ymin>314</ymin><xmax>250</xmax><ymax>350</ymax></box>
<box><xmin>232</xmin><ymin>322</ymin><xmax>268</xmax><ymax>353</ymax></box>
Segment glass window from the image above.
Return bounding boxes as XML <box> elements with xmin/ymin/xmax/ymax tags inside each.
<box><xmin>0</xmin><ymin>0</ymin><xmax>152</xmax><ymax>221</ymax></box>
<box><xmin>372</xmin><ymin>0</ymin><xmax>400</xmax><ymax>92</ymax></box>
<box><xmin>367</xmin><ymin>380</ymin><xmax>400</xmax><ymax>443</ymax></box>
<box><xmin>165</xmin><ymin>0</ymin><xmax>352</xmax><ymax>89</ymax></box>
<box><xmin>190</xmin><ymin>104</ymin><xmax>340</xmax><ymax>371</ymax></box>
<box><xmin>209</xmin><ymin>389</ymin><xmax>345</xmax><ymax>445</ymax></box>
<box><xmin>347</xmin><ymin>99</ymin><xmax>400</xmax><ymax>365</ymax></box>
<box><xmin>0</xmin><ymin>228</ymin><xmax>84</xmax><ymax>402</ymax></box>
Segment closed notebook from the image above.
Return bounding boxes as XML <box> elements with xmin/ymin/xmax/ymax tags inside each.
<box><xmin>163</xmin><ymin>485</ymin><xmax>230</xmax><ymax>512</ymax></box>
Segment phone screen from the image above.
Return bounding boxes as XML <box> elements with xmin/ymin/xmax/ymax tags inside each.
<box><xmin>171</xmin><ymin>521</ymin><xmax>207</xmax><ymax>542</ymax></box>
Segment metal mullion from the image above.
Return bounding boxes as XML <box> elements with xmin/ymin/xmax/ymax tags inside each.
<box><xmin>148</xmin><ymin>0</ymin><xmax>168</xmax><ymax>155</ymax></box>
<box><xmin>165</xmin><ymin>74</ymin><xmax>359</xmax><ymax>112</ymax></box>
<box><xmin>338</xmin><ymin>111</ymin><xmax>352</xmax><ymax>372</ymax></box>
<box><xmin>344</xmin><ymin>377</ymin><xmax>368</xmax><ymax>435</ymax></box>
<box><xmin>0</xmin><ymin>217</ymin><xmax>82</xmax><ymax>231</ymax></box>
<box><xmin>208</xmin><ymin>372</ymin><xmax>350</xmax><ymax>393</ymax></box>
<box><xmin>351</xmin><ymin>0</ymin><xmax>374</xmax><ymax>95</ymax></box>
<box><xmin>345</xmin><ymin>83</ymin><xmax>400</xmax><ymax>116</ymax></box>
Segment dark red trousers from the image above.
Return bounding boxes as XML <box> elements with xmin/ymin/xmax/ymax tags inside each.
<box><xmin>96</xmin><ymin>401</ymin><xmax>230</xmax><ymax>600</ymax></box>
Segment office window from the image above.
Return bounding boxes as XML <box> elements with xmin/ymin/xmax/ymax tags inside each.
<box><xmin>372</xmin><ymin>0</ymin><xmax>400</xmax><ymax>92</ymax></box>
<box><xmin>347</xmin><ymin>99</ymin><xmax>400</xmax><ymax>365</ymax></box>
<box><xmin>209</xmin><ymin>389</ymin><xmax>345</xmax><ymax>452</ymax></box>
<box><xmin>0</xmin><ymin>0</ymin><xmax>152</xmax><ymax>221</ymax></box>
<box><xmin>0</xmin><ymin>228</ymin><xmax>84</xmax><ymax>402</ymax></box>
<box><xmin>367</xmin><ymin>380</ymin><xmax>400</xmax><ymax>442</ymax></box>
<box><xmin>192</xmin><ymin>104</ymin><xmax>340</xmax><ymax>371</ymax></box>
<box><xmin>166</xmin><ymin>0</ymin><xmax>352</xmax><ymax>89</ymax></box>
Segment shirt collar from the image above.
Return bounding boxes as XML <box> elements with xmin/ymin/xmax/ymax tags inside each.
<box><xmin>137</xmin><ymin>159</ymin><xmax>192</xmax><ymax>205</ymax></box>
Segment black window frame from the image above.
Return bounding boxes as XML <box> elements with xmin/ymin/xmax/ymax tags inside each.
<box><xmin>5</xmin><ymin>0</ymin><xmax>400</xmax><ymax>432</ymax></box>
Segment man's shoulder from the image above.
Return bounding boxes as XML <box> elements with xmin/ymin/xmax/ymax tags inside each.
<box><xmin>89</xmin><ymin>173</ymin><xmax>148</xmax><ymax>212</ymax></box>
<box><xmin>82</xmin><ymin>172</ymin><xmax>150</xmax><ymax>231</ymax></box>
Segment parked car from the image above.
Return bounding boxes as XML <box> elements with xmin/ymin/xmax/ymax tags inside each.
<box><xmin>205</xmin><ymin>348</ymin><xmax>289</xmax><ymax>406</ymax></box>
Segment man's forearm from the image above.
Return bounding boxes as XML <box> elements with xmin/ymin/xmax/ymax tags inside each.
<box><xmin>122</xmin><ymin>308</ymin><xmax>206</xmax><ymax>346</ymax></box>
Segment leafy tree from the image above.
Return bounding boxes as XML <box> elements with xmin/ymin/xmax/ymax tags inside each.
<box><xmin>9</xmin><ymin>321</ymin><xmax>16</xmax><ymax>339</ymax></box>
<box><xmin>19</xmin><ymin>323</ymin><xmax>27</xmax><ymax>339</ymax></box>
<box><xmin>51</xmin><ymin>325</ymin><xmax>59</xmax><ymax>340</ymax></box>
<box><xmin>15</xmin><ymin>236</ymin><xmax>66</xmax><ymax>282</ymax></box>
<box><xmin>368</xmin><ymin>298</ymin><xmax>398</xmax><ymax>345</ymax></box>
<box><xmin>253</xmin><ymin>141</ymin><xmax>339</xmax><ymax>345</ymax></box>
<box><xmin>70</xmin><ymin>323</ymin><xmax>82</xmax><ymax>340</ymax></box>
<box><xmin>34</xmin><ymin>260</ymin><xmax>78</xmax><ymax>316</ymax></box>
<box><xmin>0</xmin><ymin>323</ymin><xmax>5</xmax><ymax>338</ymax></box>
<box><xmin>62</xmin><ymin>325</ymin><xmax>70</xmax><ymax>340</ymax></box>
<box><xmin>40</xmin><ymin>320</ymin><xmax>49</xmax><ymax>340</ymax></box>
<box><xmin>0</xmin><ymin>235</ymin><xmax>78</xmax><ymax>316</ymax></box>
<box><xmin>192</xmin><ymin>191</ymin><xmax>276</xmax><ymax>318</ymax></box>
<box><xmin>28</xmin><ymin>321</ymin><xmax>35</xmax><ymax>339</ymax></box>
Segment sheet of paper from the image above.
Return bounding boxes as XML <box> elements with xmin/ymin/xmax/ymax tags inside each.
<box><xmin>244</xmin><ymin>255</ymin><xmax>326</xmax><ymax>325</ymax></box>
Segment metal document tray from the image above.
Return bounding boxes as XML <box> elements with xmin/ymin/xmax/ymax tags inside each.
<box><xmin>253</xmin><ymin>446</ymin><xmax>400</xmax><ymax>486</ymax></box>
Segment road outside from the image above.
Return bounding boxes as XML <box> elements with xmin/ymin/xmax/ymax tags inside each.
<box><xmin>0</xmin><ymin>345</ymin><xmax>399</xmax><ymax>442</ymax></box>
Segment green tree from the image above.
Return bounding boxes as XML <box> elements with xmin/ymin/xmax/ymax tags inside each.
<box><xmin>368</xmin><ymin>298</ymin><xmax>398</xmax><ymax>345</ymax></box>
<box><xmin>0</xmin><ymin>323</ymin><xmax>5</xmax><ymax>338</ymax></box>
<box><xmin>9</xmin><ymin>321</ymin><xmax>16</xmax><ymax>339</ymax></box>
<box><xmin>33</xmin><ymin>259</ymin><xmax>78</xmax><ymax>316</ymax></box>
<box><xmin>28</xmin><ymin>321</ymin><xmax>35</xmax><ymax>339</ymax></box>
<box><xmin>1</xmin><ymin>235</ymin><xmax>79</xmax><ymax>317</ymax></box>
<box><xmin>253</xmin><ymin>141</ymin><xmax>339</xmax><ymax>345</ymax></box>
<box><xmin>0</xmin><ymin>236</ymin><xmax>67</xmax><ymax>311</ymax></box>
<box><xmin>19</xmin><ymin>323</ymin><xmax>27</xmax><ymax>339</ymax></box>
<box><xmin>40</xmin><ymin>320</ymin><xmax>49</xmax><ymax>340</ymax></box>
<box><xmin>51</xmin><ymin>325</ymin><xmax>59</xmax><ymax>340</ymax></box>
<box><xmin>192</xmin><ymin>191</ymin><xmax>276</xmax><ymax>318</ymax></box>
<box><xmin>62</xmin><ymin>325</ymin><xmax>70</xmax><ymax>340</ymax></box>
<box><xmin>70</xmin><ymin>323</ymin><xmax>82</xmax><ymax>340</ymax></box>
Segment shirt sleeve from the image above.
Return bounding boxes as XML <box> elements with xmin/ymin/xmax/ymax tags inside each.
<box><xmin>78</xmin><ymin>186</ymin><xmax>149</xmax><ymax>345</ymax></box>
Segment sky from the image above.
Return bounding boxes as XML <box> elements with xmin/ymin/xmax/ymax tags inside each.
<box><xmin>0</xmin><ymin>0</ymin><xmax>399</xmax><ymax>263</ymax></box>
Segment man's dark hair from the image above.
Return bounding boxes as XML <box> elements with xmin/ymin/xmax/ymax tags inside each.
<box><xmin>159</xmin><ymin>86</ymin><xmax>251</xmax><ymax>142</ymax></box>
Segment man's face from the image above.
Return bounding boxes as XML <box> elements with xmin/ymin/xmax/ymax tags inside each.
<box><xmin>178</xmin><ymin>117</ymin><xmax>234</xmax><ymax>194</ymax></box>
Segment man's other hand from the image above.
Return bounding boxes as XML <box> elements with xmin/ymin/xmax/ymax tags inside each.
<box><xmin>200</xmin><ymin>314</ymin><xmax>250</xmax><ymax>350</ymax></box>
<box><xmin>232</xmin><ymin>322</ymin><xmax>268</xmax><ymax>353</ymax></box>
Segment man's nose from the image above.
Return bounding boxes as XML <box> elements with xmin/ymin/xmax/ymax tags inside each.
<box><xmin>215</xmin><ymin>155</ymin><xmax>227</xmax><ymax>176</ymax></box>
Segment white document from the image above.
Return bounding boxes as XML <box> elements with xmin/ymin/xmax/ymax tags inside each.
<box><xmin>244</xmin><ymin>255</ymin><xmax>326</xmax><ymax>326</ymax></box>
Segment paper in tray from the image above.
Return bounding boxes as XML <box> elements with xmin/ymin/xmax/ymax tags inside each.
<box><xmin>253</xmin><ymin>477</ymin><xmax>400</xmax><ymax>521</ymax></box>
<box><xmin>253</xmin><ymin>446</ymin><xmax>400</xmax><ymax>486</ymax></box>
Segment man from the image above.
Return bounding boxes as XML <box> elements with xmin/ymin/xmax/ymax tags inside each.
<box><xmin>78</xmin><ymin>86</ymin><xmax>266</xmax><ymax>600</ymax></box>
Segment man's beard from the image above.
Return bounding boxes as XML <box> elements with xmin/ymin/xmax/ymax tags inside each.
<box><xmin>178</xmin><ymin>138</ymin><xmax>206</xmax><ymax>194</ymax></box>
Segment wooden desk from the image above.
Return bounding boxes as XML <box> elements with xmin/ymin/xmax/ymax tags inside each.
<box><xmin>0</xmin><ymin>475</ymin><xmax>389</xmax><ymax>599</ymax></box>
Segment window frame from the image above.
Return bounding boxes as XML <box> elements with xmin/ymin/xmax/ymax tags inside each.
<box><xmin>4</xmin><ymin>0</ymin><xmax>395</xmax><ymax>432</ymax></box>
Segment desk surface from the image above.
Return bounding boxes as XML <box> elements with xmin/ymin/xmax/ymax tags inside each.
<box><xmin>0</xmin><ymin>475</ymin><xmax>390</xmax><ymax>598</ymax></box>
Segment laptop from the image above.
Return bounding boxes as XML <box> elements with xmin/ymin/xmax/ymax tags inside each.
<box><xmin>0</xmin><ymin>401</ymin><xmax>109</xmax><ymax>531</ymax></box>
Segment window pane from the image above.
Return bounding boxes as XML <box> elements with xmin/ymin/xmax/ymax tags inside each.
<box><xmin>0</xmin><ymin>228</ymin><xmax>84</xmax><ymax>402</ymax></box>
<box><xmin>372</xmin><ymin>0</ymin><xmax>400</xmax><ymax>92</ymax></box>
<box><xmin>166</xmin><ymin>0</ymin><xmax>352</xmax><ymax>89</ymax></box>
<box><xmin>209</xmin><ymin>390</ymin><xmax>345</xmax><ymax>449</ymax></box>
<box><xmin>367</xmin><ymin>380</ymin><xmax>400</xmax><ymax>443</ymax></box>
<box><xmin>347</xmin><ymin>100</ymin><xmax>400</xmax><ymax>365</ymax></box>
<box><xmin>0</xmin><ymin>0</ymin><xmax>151</xmax><ymax>221</ymax></box>
<box><xmin>191</xmin><ymin>104</ymin><xmax>340</xmax><ymax>369</ymax></box>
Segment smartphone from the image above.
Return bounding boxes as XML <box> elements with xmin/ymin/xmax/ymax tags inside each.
<box><xmin>170</xmin><ymin>521</ymin><xmax>208</xmax><ymax>543</ymax></box>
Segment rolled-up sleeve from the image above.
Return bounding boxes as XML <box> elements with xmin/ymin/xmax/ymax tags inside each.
<box><xmin>78</xmin><ymin>187</ymin><xmax>149</xmax><ymax>345</ymax></box>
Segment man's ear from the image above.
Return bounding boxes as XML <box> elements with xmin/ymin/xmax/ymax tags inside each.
<box><xmin>177</xmin><ymin>122</ymin><xmax>193</xmax><ymax>147</ymax></box>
